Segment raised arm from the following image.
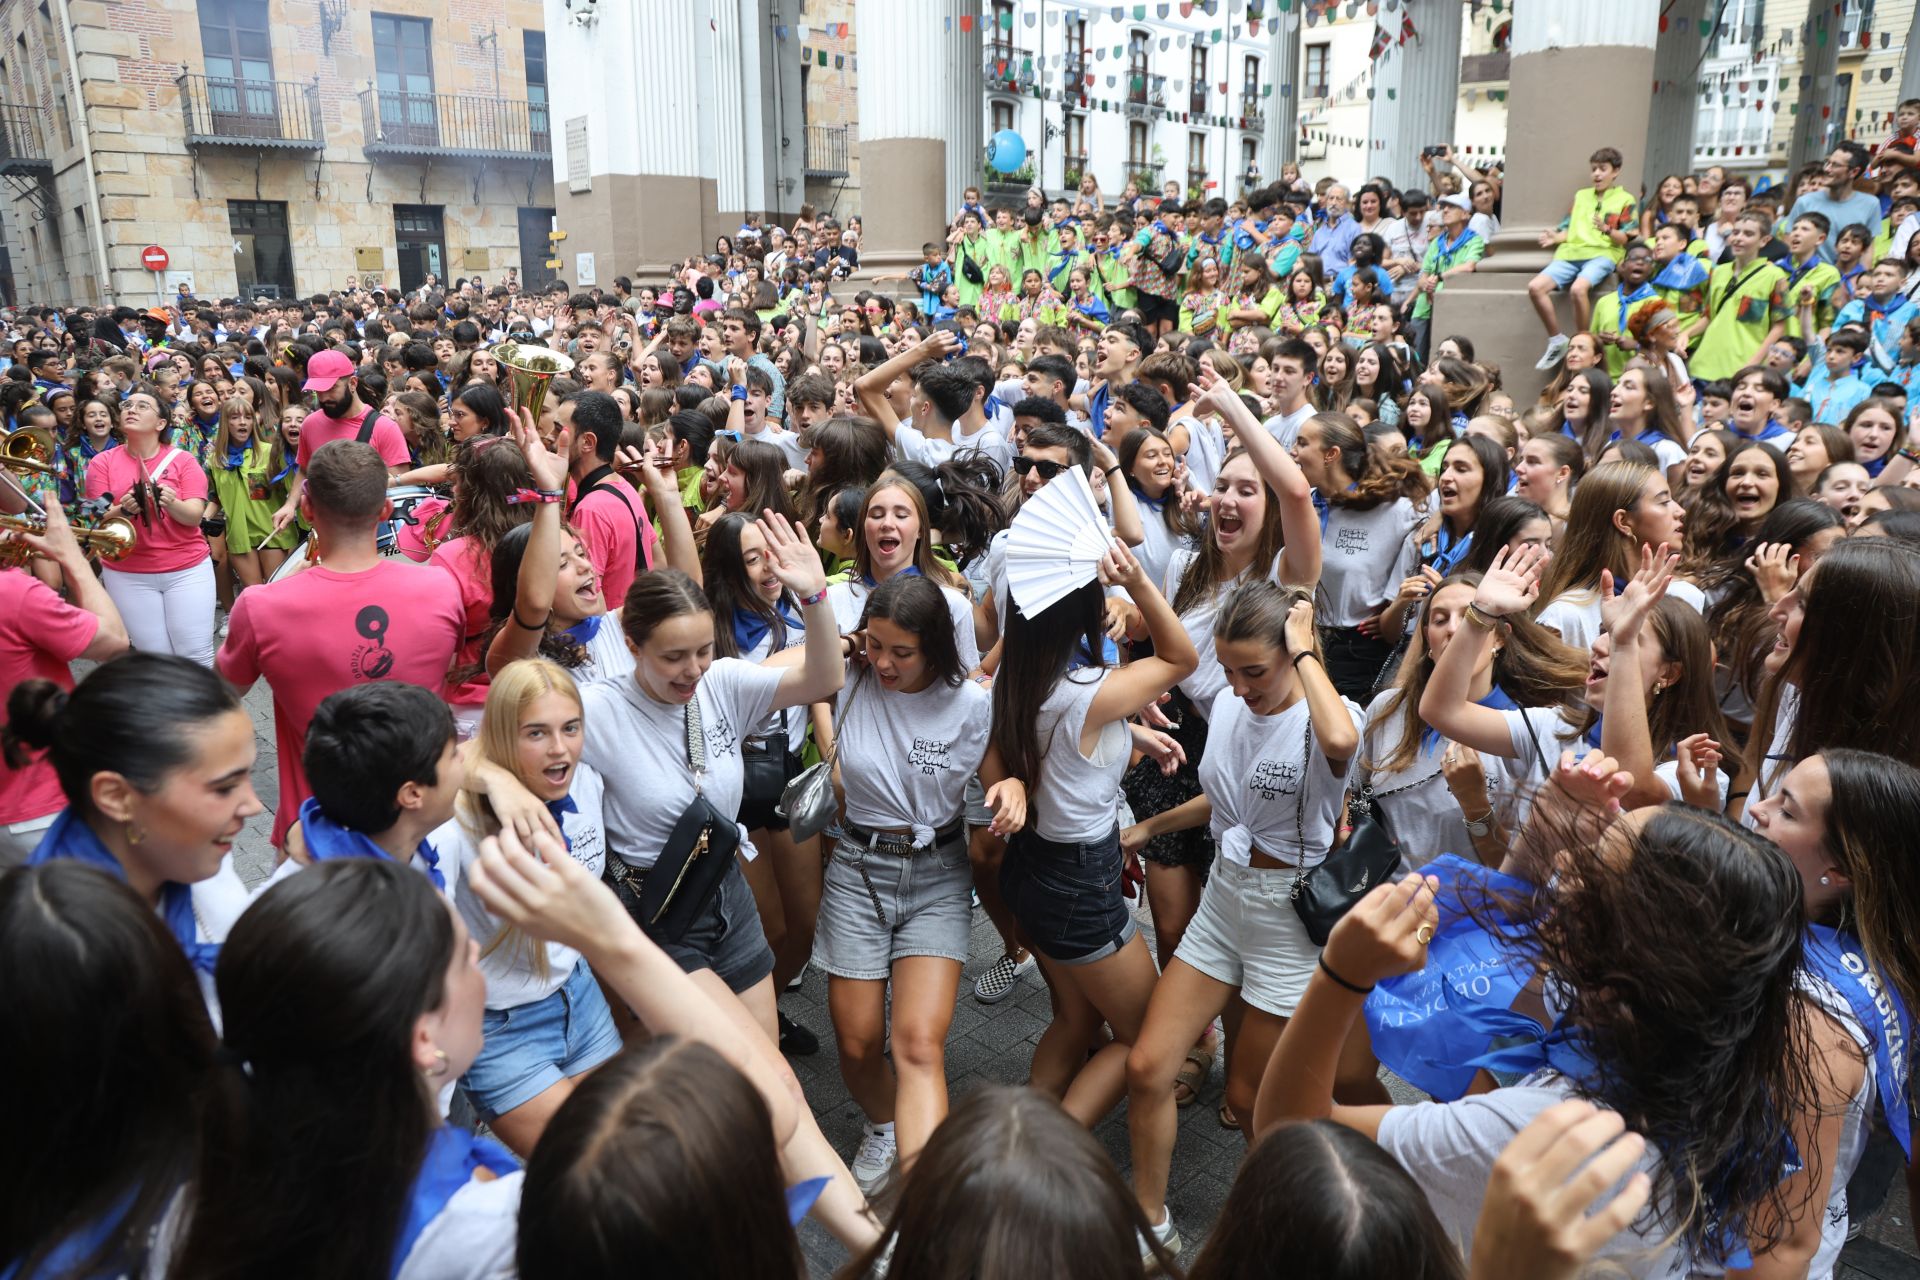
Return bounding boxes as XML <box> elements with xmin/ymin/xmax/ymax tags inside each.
<box><xmin>1419</xmin><ymin>545</ymin><xmax>1547</xmax><ymax>757</ymax></box>
<box><xmin>1597</xmin><ymin>546</ymin><xmax>1681</xmax><ymax>808</ymax></box>
<box><xmin>1086</xmin><ymin>539</ymin><xmax>1200</xmax><ymax>729</ymax></box>
<box><xmin>488</xmin><ymin>410</ymin><xmax>573</xmax><ymax>675</ymax></box>
<box><xmin>852</xmin><ymin>328</ymin><xmax>956</xmax><ymax>441</ymax></box>
<box><xmin>1088</xmin><ymin>433</ymin><xmax>1145</xmax><ymax>548</ymax></box>
<box><xmin>1191</xmin><ymin>369</ymin><xmax>1321</xmax><ymax>587</ymax></box>
<box><xmin>616</xmin><ymin>443</ymin><xmax>701</xmax><ymax>582</ymax></box>
<box><xmin>757</xmin><ymin>510</ymin><xmax>846</xmax><ymax>710</ymax></box>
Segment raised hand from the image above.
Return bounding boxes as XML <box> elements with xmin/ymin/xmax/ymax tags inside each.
<box><xmin>511</xmin><ymin>404</ymin><xmax>570</xmax><ymax>494</ymax></box>
<box><xmin>1468</xmin><ymin>1099</ymin><xmax>1651</xmax><ymax>1280</ymax></box>
<box><xmin>757</xmin><ymin>509</ymin><xmax>828</xmax><ymax>600</ymax></box>
<box><xmin>1598</xmin><ymin>542</ymin><xmax>1676</xmax><ymax>642</ymax></box>
<box><xmin>1673</xmin><ymin>733</ymin><xmax>1725</xmax><ymax>811</ymax></box>
<box><xmin>469</xmin><ymin>823</ymin><xmax>631</xmax><ymax>956</ymax></box>
<box><xmin>1473</xmin><ymin>543</ymin><xmax>1548</xmax><ymax>618</ymax></box>
<box><xmin>1743</xmin><ymin>541</ymin><xmax>1800</xmax><ymax>605</ymax></box>
<box><xmin>1096</xmin><ymin>536</ymin><xmax>1149</xmax><ymax>592</ymax></box>
<box><xmin>1321</xmin><ymin>874</ymin><xmax>1441</xmax><ymax>989</ymax></box>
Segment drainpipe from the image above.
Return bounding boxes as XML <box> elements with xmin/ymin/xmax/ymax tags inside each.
<box><xmin>54</xmin><ymin>0</ymin><xmax>113</xmax><ymax>303</ymax></box>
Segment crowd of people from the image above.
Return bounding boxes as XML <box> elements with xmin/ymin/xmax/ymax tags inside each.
<box><xmin>5</xmin><ymin>120</ymin><xmax>1920</xmax><ymax>1280</ymax></box>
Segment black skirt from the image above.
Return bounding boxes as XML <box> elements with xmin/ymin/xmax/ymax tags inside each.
<box><xmin>1122</xmin><ymin>689</ymin><xmax>1214</xmax><ymax>871</ymax></box>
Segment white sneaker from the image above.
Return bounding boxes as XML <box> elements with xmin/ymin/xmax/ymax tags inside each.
<box><xmin>1536</xmin><ymin>333</ymin><xmax>1570</xmax><ymax>370</ymax></box>
<box><xmin>972</xmin><ymin>949</ymin><xmax>1036</xmax><ymax>1003</ymax></box>
<box><xmin>1138</xmin><ymin>1210</ymin><xmax>1181</xmax><ymax>1268</ymax></box>
<box><xmin>851</xmin><ymin>1122</ymin><xmax>897</xmax><ymax>1195</ymax></box>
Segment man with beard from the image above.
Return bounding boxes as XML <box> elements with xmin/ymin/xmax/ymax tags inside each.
<box><xmin>269</xmin><ymin>348</ymin><xmax>411</xmax><ymax>536</ymax></box>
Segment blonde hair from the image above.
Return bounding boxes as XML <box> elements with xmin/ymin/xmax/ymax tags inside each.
<box><xmin>460</xmin><ymin>658</ymin><xmax>584</xmax><ymax>980</ymax></box>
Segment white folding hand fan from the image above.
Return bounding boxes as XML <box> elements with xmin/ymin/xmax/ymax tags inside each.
<box><xmin>1004</xmin><ymin>465</ymin><xmax>1113</xmax><ymax>617</ymax></box>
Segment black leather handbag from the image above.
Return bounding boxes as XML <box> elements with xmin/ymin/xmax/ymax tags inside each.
<box><xmin>1289</xmin><ymin>719</ymin><xmax>1403</xmax><ymax>946</ymax></box>
<box><xmin>605</xmin><ymin>698</ymin><xmax>741</xmax><ymax>943</ymax></box>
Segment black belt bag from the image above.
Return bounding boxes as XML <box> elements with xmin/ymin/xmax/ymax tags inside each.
<box><xmin>603</xmin><ymin>697</ymin><xmax>741</xmax><ymax>942</ymax></box>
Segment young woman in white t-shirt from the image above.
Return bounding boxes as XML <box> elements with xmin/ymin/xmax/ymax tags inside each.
<box><xmin>1603</xmin><ymin>363</ymin><xmax>1691</xmax><ymax>476</ymax></box>
<box><xmin>823</xmin><ymin>471</ymin><xmax>981</xmax><ymax>670</ymax></box>
<box><xmin>992</xmin><ymin>541</ymin><xmax>1197</xmax><ymax>1132</ymax></box>
<box><xmin>1254</xmin><ymin>766</ymin><xmax>1820</xmax><ymax>1280</ymax></box>
<box><xmin>1119</xmin><ymin>583</ymin><xmax>1363</xmax><ymax>1254</ymax></box>
<box><xmin>817</xmin><ymin>574</ymin><xmax>1026</xmax><ymax>1193</ymax></box>
<box><xmin>1532</xmin><ymin>460</ymin><xmax>1690</xmax><ymax>650</ymax></box>
<box><xmin>441</xmin><ymin>659</ymin><xmax>620</xmax><ymax>1158</ymax></box>
<box><xmin>1290</xmin><ymin>410</ymin><xmax>1430</xmax><ymax>703</ymax></box>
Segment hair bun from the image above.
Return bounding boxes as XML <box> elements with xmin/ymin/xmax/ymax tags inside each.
<box><xmin>2</xmin><ymin>678</ymin><xmax>69</xmax><ymax>765</ymax></box>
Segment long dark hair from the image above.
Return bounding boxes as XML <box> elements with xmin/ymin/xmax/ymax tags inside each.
<box><xmin>1462</xmin><ymin>495</ymin><xmax>1549</xmax><ymax>574</ymax></box>
<box><xmin>1820</xmin><ymin>749</ymin><xmax>1920</xmax><ymax>1023</ymax></box>
<box><xmin>1703</xmin><ymin>499</ymin><xmax>1842</xmax><ymax>712</ymax></box>
<box><xmin>472</xmin><ymin>521</ymin><xmax>593</xmax><ymax>672</ymax></box>
<box><xmin>1437</xmin><ymin>433</ymin><xmax>1510</xmax><ymax>535</ymax></box>
<box><xmin>1</xmin><ymin>863</ymin><xmax>216</xmax><ymax>1279</ymax></box>
<box><xmin>1185</xmin><ymin>1120</ymin><xmax>1465</xmax><ymax>1280</ymax></box>
<box><xmin>704</xmin><ymin>511</ymin><xmax>791</xmax><ymax>660</ymax></box>
<box><xmin>1573</xmin><ymin>595</ymin><xmax>1732</xmax><ymax>757</ymax></box>
<box><xmin>519</xmin><ymin>1037</ymin><xmax>803</xmax><ymax>1280</ymax></box>
<box><xmin>620</xmin><ymin>568</ymin><xmax>714</xmax><ymax>652</ymax></box>
<box><xmin>858</xmin><ymin>572</ymin><xmax>968</xmax><ymax>691</ymax></box>
<box><xmin>723</xmin><ymin>438</ymin><xmax>797</xmax><ymax>523</ymax></box>
<box><xmin>2</xmin><ymin>652</ymin><xmax>242</xmax><ymax>809</ymax></box>
<box><xmin>452</xmin><ymin>381</ymin><xmax>511</xmax><ymax>436</ymax></box>
<box><xmin>1750</xmin><ymin>539</ymin><xmax>1920</xmax><ymax>790</ymax></box>
<box><xmin>1517</xmin><ymin>806</ymin><xmax>1814</xmax><ymax>1267</ymax></box>
<box><xmin>1683</xmin><ymin>440</ymin><xmax>1798</xmax><ymax>573</ymax></box>
<box><xmin>174</xmin><ymin>860</ymin><xmax>457</xmax><ymax>1278</ymax></box>
<box><xmin>990</xmin><ymin>579</ymin><xmax>1107</xmax><ymax>810</ymax></box>
<box><xmin>838</xmin><ymin>1086</ymin><xmax>1175</xmax><ymax>1280</ymax></box>
<box><xmin>1173</xmin><ymin>446</ymin><xmax>1286</xmax><ymax>615</ymax></box>
<box><xmin>1118</xmin><ymin>425</ymin><xmax>1200</xmax><ymax>539</ymax></box>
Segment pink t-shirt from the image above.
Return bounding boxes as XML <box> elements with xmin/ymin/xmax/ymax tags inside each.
<box><xmin>0</xmin><ymin>569</ymin><xmax>100</xmax><ymax>824</ymax></box>
<box><xmin>428</xmin><ymin>536</ymin><xmax>496</xmax><ymax>707</ymax></box>
<box><xmin>572</xmin><ymin>473</ymin><xmax>656</xmax><ymax>612</ymax></box>
<box><xmin>83</xmin><ymin>444</ymin><xmax>211</xmax><ymax>574</ymax></box>
<box><xmin>217</xmin><ymin>560</ymin><xmax>463</xmax><ymax>846</ymax></box>
<box><xmin>296</xmin><ymin>403</ymin><xmax>410</xmax><ymax>471</ymax></box>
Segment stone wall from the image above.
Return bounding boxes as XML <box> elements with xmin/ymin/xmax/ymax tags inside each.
<box><xmin>0</xmin><ymin>0</ymin><xmax>548</xmax><ymax>305</ymax></box>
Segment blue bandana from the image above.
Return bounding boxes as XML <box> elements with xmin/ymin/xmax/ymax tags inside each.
<box><xmin>30</xmin><ymin>808</ymin><xmax>220</xmax><ymax>975</ymax></box>
<box><xmin>545</xmin><ymin>794</ymin><xmax>578</xmax><ymax>854</ymax></box>
<box><xmin>390</xmin><ymin>1127</ymin><xmax>520</xmax><ymax>1278</ymax></box>
<box><xmin>785</xmin><ymin>1177</ymin><xmax>831</xmax><ymax>1227</ymax></box>
<box><xmin>296</xmin><ymin>796</ymin><xmax>444</xmax><ymax>892</ymax></box>
<box><xmin>732</xmin><ymin>598</ymin><xmax>804</xmax><ymax>657</ymax></box>
<box><xmin>561</xmin><ymin>614</ymin><xmax>603</xmax><ymax>645</ymax></box>
<box><xmin>1421</xmin><ymin>685</ymin><xmax>1519</xmax><ymax>754</ymax></box>
<box><xmin>1805</xmin><ymin>924</ymin><xmax>1912</xmax><ymax>1158</ymax></box>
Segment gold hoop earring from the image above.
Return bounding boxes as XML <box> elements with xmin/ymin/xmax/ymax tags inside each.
<box><xmin>125</xmin><ymin>823</ymin><xmax>145</xmax><ymax>846</ymax></box>
<box><xmin>424</xmin><ymin>1048</ymin><xmax>449</xmax><ymax>1079</ymax></box>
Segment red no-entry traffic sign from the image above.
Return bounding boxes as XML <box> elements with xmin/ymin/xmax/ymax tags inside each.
<box><xmin>141</xmin><ymin>245</ymin><xmax>169</xmax><ymax>271</ymax></box>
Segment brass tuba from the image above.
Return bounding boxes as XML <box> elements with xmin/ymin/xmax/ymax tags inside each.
<box><xmin>492</xmin><ymin>341</ymin><xmax>574</xmax><ymax>421</ymax></box>
<box><xmin>1</xmin><ymin>424</ymin><xmax>58</xmax><ymax>475</ymax></box>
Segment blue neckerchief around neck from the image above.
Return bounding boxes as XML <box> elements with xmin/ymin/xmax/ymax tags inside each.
<box><xmin>29</xmin><ymin>808</ymin><xmax>220</xmax><ymax>974</ymax></box>
<box><xmin>732</xmin><ymin>597</ymin><xmax>804</xmax><ymax>657</ymax></box>
<box><xmin>390</xmin><ymin>1127</ymin><xmax>519</xmax><ymax>1279</ymax></box>
<box><xmin>296</xmin><ymin>796</ymin><xmax>444</xmax><ymax>892</ymax></box>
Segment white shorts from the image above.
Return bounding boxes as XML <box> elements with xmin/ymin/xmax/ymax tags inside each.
<box><xmin>1172</xmin><ymin>856</ymin><xmax>1322</xmax><ymax>1017</ymax></box>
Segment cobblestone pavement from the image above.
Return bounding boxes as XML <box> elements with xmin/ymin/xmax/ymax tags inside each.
<box><xmin>225</xmin><ymin>680</ymin><xmax>1917</xmax><ymax>1278</ymax></box>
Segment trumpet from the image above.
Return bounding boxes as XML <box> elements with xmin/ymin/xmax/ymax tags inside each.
<box><xmin>0</xmin><ymin>510</ymin><xmax>138</xmax><ymax>566</ymax></box>
<box><xmin>1</xmin><ymin>425</ymin><xmax>58</xmax><ymax>475</ymax></box>
<box><xmin>493</xmin><ymin>341</ymin><xmax>574</xmax><ymax>421</ymax></box>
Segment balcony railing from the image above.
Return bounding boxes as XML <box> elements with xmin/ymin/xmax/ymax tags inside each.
<box><xmin>1187</xmin><ymin>168</ymin><xmax>1209</xmax><ymax>195</ymax></box>
<box><xmin>178</xmin><ymin>73</ymin><xmax>321</xmax><ymax>150</ymax></box>
<box><xmin>0</xmin><ymin>102</ymin><xmax>50</xmax><ymax>174</ymax></box>
<box><xmin>1240</xmin><ymin>89</ymin><xmax>1265</xmax><ymax>126</ymax></box>
<box><xmin>1125</xmin><ymin>72</ymin><xmax>1167</xmax><ymax>117</ymax></box>
<box><xmin>1122</xmin><ymin>159</ymin><xmax>1164</xmax><ymax>187</ymax></box>
<box><xmin>1063</xmin><ymin>152</ymin><xmax>1090</xmax><ymax>185</ymax></box>
<box><xmin>804</xmin><ymin>124</ymin><xmax>849</xmax><ymax>178</ymax></box>
<box><xmin>984</xmin><ymin>43</ymin><xmax>1035</xmax><ymax>91</ymax></box>
<box><xmin>1189</xmin><ymin>84</ymin><xmax>1208</xmax><ymax>115</ymax></box>
<box><xmin>357</xmin><ymin>88</ymin><xmax>549</xmax><ymax>160</ymax></box>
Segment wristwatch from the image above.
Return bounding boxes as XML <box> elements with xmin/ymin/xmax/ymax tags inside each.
<box><xmin>1463</xmin><ymin>809</ymin><xmax>1495</xmax><ymax>838</ymax></box>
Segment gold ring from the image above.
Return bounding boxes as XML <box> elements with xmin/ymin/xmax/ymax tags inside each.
<box><xmin>1416</xmin><ymin>923</ymin><xmax>1435</xmax><ymax>945</ymax></box>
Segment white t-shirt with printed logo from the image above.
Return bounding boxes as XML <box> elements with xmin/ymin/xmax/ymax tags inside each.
<box><xmin>1202</xmin><ymin>687</ymin><xmax>1365</xmax><ymax>867</ymax></box>
<box><xmin>835</xmin><ymin>670</ymin><xmax>991</xmax><ymax>836</ymax></box>
<box><xmin>1319</xmin><ymin>497</ymin><xmax>1423</xmax><ymax>628</ymax></box>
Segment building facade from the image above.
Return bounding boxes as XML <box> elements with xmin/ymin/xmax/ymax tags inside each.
<box><xmin>0</xmin><ymin>0</ymin><xmax>551</xmax><ymax>307</ymax></box>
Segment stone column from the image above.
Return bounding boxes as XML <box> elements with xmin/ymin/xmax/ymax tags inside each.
<box><xmin>1644</xmin><ymin>0</ymin><xmax>1707</xmax><ymax>188</ymax></box>
<box><xmin>1368</xmin><ymin>0</ymin><xmax>1464</xmax><ymax>191</ymax></box>
<box><xmin>946</xmin><ymin>0</ymin><xmax>984</xmax><ymax>226</ymax></box>
<box><xmin>855</xmin><ymin>0</ymin><xmax>981</xmax><ymax>273</ymax></box>
<box><xmin>546</xmin><ymin>0</ymin><xmax>715</xmax><ymax>279</ymax></box>
<box><xmin>1902</xmin><ymin>4</ymin><xmax>1920</xmax><ymax>102</ymax></box>
<box><xmin>1431</xmin><ymin>0</ymin><xmax>1659</xmax><ymax>404</ymax></box>
<box><xmin>1786</xmin><ymin>4</ymin><xmax>1842</xmax><ymax>174</ymax></box>
<box><xmin>1266</xmin><ymin>7</ymin><xmax>1301</xmax><ymax>173</ymax></box>
<box><xmin>710</xmin><ymin>0</ymin><xmax>752</xmax><ymax>236</ymax></box>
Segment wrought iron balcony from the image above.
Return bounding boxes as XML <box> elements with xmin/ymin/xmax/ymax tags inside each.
<box><xmin>984</xmin><ymin>43</ymin><xmax>1035</xmax><ymax>91</ymax></box>
<box><xmin>0</xmin><ymin>102</ymin><xmax>50</xmax><ymax>175</ymax></box>
<box><xmin>1240</xmin><ymin>89</ymin><xmax>1265</xmax><ymax>126</ymax></box>
<box><xmin>357</xmin><ymin>88</ymin><xmax>549</xmax><ymax>161</ymax></box>
<box><xmin>177</xmin><ymin>73</ymin><xmax>321</xmax><ymax>150</ymax></box>
<box><xmin>1125</xmin><ymin>73</ymin><xmax>1167</xmax><ymax>116</ymax></box>
<box><xmin>1122</xmin><ymin>159</ymin><xmax>1164</xmax><ymax>187</ymax></box>
<box><xmin>804</xmin><ymin>124</ymin><xmax>849</xmax><ymax>178</ymax></box>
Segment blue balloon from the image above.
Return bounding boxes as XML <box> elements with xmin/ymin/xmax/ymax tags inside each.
<box><xmin>987</xmin><ymin>129</ymin><xmax>1027</xmax><ymax>174</ymax></box>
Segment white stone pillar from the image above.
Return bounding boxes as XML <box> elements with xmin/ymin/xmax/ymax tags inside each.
<box><xmin>1902</xmin><ymin>5</ymin><xmax>1920</xmax><ymax>102</ymax></box>
<box><xmin>856</xmin><ymin>0</ymin><xmax>981</xmax><ymax>272</ymax></box>
<box><xmin>1644</xmin><ymin>0</ymin><xmax>1706</xmax><ymax>188</ymax></box>
<box><xmin>1786</xmin><ymin>5</ymin><xmax>1842</xmax><ymax>174</ymax></box>
<box><xmin>1368</xmin><ymin>0</ymin><xmax>1464</xmax><ymax>191</ymax></box>
<box><xmin>1266</xmin><ymin>6</ymin><xmax>1300</xmax><ymax>173</ymax></box>
<box><xmin>1432</xmin><ymin>0</ymin><xmax>1659</xmax><ymax>403</ymax></box>
<box><xmin>546</xmin><ymin>0</ymin><xmax>713</xmax><ymax>277</ymax></box>
<box><xmin>710</xmin><ymin>0</ymin><xmax>751</xmax><ymax>224</ymax></box>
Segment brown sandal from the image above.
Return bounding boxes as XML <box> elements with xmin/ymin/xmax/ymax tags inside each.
<box><xmin>1218</xmin><ymin>1102</ymin><xmax>1241</xmax><ymax>1130</ymax></box>
<box><xmin>1172</xmin><ymin>1044</ymin><xmax>1212</xmax><ymax>1107</ymax></box>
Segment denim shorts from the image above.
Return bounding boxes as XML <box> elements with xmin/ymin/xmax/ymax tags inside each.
<box><xmin>1540</xmin><ymin>255</ymin><xmax>1615</xmax><ymax>290</ymax></box>
<box><xmin>461</xmin><ymin>959</ymin><xmax>623</xmax><ymax>1120</ymax></box>
<box><xmin>999</xmin><ymin>826</ymin><xmax>1137</xmax><ymax>966</ymax></box>
<box><xmin>815</xmin><ymin>823</ymin><xmax>974</xmax><ymax>980</ymax></box>
<box><xmin>1172</xmin><ymin>858</ymin><xmax>1322</xmax><ymax>1017</ymax></box>
<box><xmin>626</xmin><ymin>858</ymin><xmax>777</xmax><ymax>995</ymax></box>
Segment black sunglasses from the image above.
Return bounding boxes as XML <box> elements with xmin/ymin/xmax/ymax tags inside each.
<box><xmin>1012</xmin><ymin>456</ymin><xmax>1067</xmax><ymax>479</ymax></box>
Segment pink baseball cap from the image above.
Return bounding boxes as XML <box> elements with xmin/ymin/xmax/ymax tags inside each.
<box><xmin>301</xmin><ymin>349</ymin><xmax>356</xmax><ymax>391</ymax></box>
